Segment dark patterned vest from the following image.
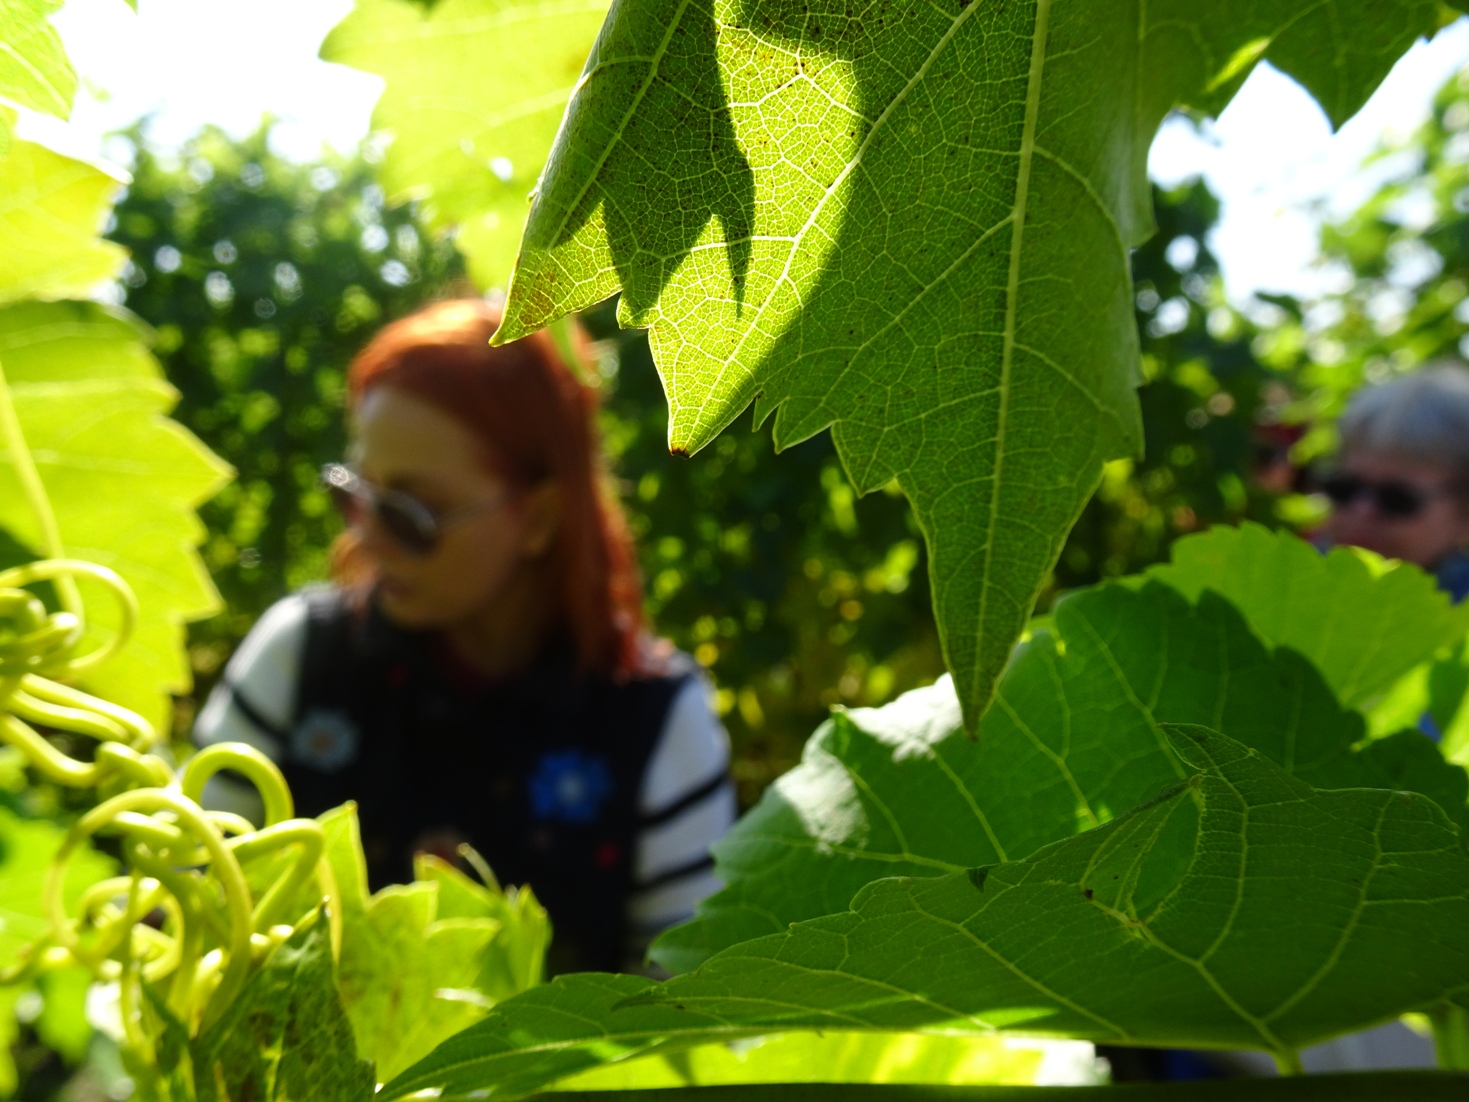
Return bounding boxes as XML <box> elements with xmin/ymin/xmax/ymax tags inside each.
<box><xmin>280</xmin><ymin>589</ymin><xmax>694</xmax><ymax>974</ymax></box>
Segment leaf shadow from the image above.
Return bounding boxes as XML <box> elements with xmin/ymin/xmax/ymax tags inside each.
<box><xmin>528</xmin><ymin>0</ymin><xmax>754</xmax><ymax>316</ymax></box>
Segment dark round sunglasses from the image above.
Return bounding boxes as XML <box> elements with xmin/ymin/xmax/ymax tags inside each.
<box><xmin>321</xmin><ymin>463</ymin><xmax>509</xmax><ymax>555</ymax></box>
<box><xmin>1321</xmin><ymin>472</ymin><xmax>1448</xmax><ymax>521</ymax></box>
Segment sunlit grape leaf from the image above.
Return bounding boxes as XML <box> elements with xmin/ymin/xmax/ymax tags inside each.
<box><xmin>0</xmin><ymin>299</ymin><xmax>231</xmax><ymax>730</ymax></box>
<box><xmin>0</xmin><ymin>0</ymin><xmax>75</xmax><ymax>151</ymax></box>
<box><xmin>553</xmin><ymin>1030</ymin><xmax>1098</xmax><ymax>1089</ymax></box>
<box><xmin>653</xmin><ymin>577</ymin><xmax>1468</xmax><ymax>972</ymax></box>
<box><xmin>381</xmin><ymin>728</ymin><xmax>1469</xmax><ymax>1099</ymax></box>
<box><xmin>1149</xmin><ymin>523</ymin><xmax>1469</xmax><ymax>709</ymax></box>
<box><xmin>338</xmin><ymin>881</ymin><xmax>502</xmax><ymax>1084</ymax></box>
<box><xmin>319</xmin><ymin>801</ymin><xmax>370</xmax><ymax>917</ymax></box>
<box><xmin>493</xmin><ymin>0</ymin><xmax>1438</xmax><ymax>730</ymax></box>
<box><xmin>414</xmin><ymin>852</ymin><xmax>551</xmax><ymax>1002</ymax></box>
<box><xmin>319</xmin><ymin>0</ymin><xmax>610</xmax><ymax>290</ymax></box>
<box><xmin>191</xmin><ymin>912</ymin><xmax>376</xmax><ymax>1102</ymax></box>
<box><xmin>306</xmin><ymin>805</ymin><xmax>551</xmax><ymax>1083</ymax></box>
<box><xmin>0</xmin><ymin>138</ymin><xmax>126</xmax><ymax>302</ymax></box>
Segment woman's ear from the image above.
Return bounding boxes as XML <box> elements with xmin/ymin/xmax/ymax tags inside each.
<box><xmin>518</xmin><ymin>482</ymin><xmax>562</xmax><ymax>557</ymax></box>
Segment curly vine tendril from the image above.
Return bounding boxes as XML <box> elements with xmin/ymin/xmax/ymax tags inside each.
<box><xmin>0</xmin><ymin>559</ymin><xmax>341</xmax><ymax>1068</ymax></box>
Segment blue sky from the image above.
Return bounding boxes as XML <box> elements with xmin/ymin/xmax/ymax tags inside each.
<box><xmin>35</xmin><ymin>0</ymin><xmax>1469</xmax><ymax>306</ymax></box>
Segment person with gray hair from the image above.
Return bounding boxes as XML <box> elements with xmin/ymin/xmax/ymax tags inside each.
<box><xmin>1323</xmin><ymin>362</ymin><xmax>1469</xmax><ymax>601</ymax></box>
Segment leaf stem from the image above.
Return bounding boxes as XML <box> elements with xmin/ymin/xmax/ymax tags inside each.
<box><xmin>0</xmin><ymin>351</ymin><xmax>82</xmax><ymax>617</ymax></box>
<box><xmin>1430</xmin><ymin>1004</ymin><xmax>1469</xmax><ymax>1070</ymax></box>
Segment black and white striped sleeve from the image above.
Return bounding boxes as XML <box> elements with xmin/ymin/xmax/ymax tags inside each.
<box><xmin>626</xmin><ymin>675</ymin><xmax>737</xmax><ymax>953</ymax></box>
<box><xmin>192</xmin><ymin>594</ymin><xmax>308</xmax><ymax>821</ymax></box>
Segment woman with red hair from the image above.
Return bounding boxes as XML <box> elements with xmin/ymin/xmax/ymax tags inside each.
<box><xmin>194</xmin><ymin>299</ymin><xmax>735</xmax><ymax>973</ymax></box>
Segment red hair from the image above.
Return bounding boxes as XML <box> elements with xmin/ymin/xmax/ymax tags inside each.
<box><xmin>339</xmin><ymin>299</ymin><xmax>647</xmax><ymax>678</ymax></box>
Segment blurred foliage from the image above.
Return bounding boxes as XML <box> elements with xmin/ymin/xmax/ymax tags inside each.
<box><xmin>1254</xmin><ymin>64</ymin><xmax>1469</xmax><ymax>463</ymax></box>
<box><xmin>107</xmin><ymin>124</ymin><xmax>1290</xmax><ymax>803</ymax></box>
<box><xmin>1052</xmin><ymin>176</ymin><xmax>1286</xmax><ymax>596</ymax></box>
<box><xmin>105</xmin><ymin>124</ymin><xmax>468</xmax><ymax>728</ymax></box>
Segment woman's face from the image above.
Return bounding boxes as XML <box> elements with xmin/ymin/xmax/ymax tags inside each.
<box><xmin>348</xmin><ymin>386</ymin><xmax>557</xmax><ymax>629</ymax></box>
<box><xmin>1325</xmin><ymin>450</ymin><xmax>1469</xmax><ymax>570</ymax></box>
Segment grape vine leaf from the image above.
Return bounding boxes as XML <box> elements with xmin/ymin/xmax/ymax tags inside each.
<box><xmin>383</xmin><ymin>728</ymin><xmax>1469</xmax><ymax>1098</ymax></box>
<box><xmin>337</xmin><ymin>880</ymin><xmax>504</xmax><ymax>1083</ymax></box>
<box><xmin>493</xmin><ymin>0</ymin><xmax>1440</xmax><ymax>730</ymax></box>
<box><xmin>299</xmin><ymin>804</ymin><xmax>552</xmax><ymax>1083</ymax></box>
<box><xmin>0</xmin><ymin>137</ymin><xmax>126</xmax><ymax>302</ymax></box>
<box><xmin>555</xmin><ymin>1029</ymin><xmax>1096</xmax><ymax>1089</ymax></box>
<box><xmin>191</xmin><ymin>911</ymin><xmax>377</xmax><ymax>1102</ymax></box>
<box><xmin>0</xmin><ymin>0</ymin><xmax>75</xmax><ymax>150</ymax></box>
<box><xmin>414</xmin><ymin>852</ymin><xmax>551</xmax><ymax>1002</ymax></box>
<box><xmin>652</xmin><ymin>576</ymin><xmax>1468</xmax><ymax>972</ymax></box>
<box><xmin>1149</xmin><ymin>522</ymin><xmax>1469</xmax><ymax>710</ymax></box>
<box><xmin>320</xmin><ymin>0</ymin><xmax>611</xmax><ymax>291</ymax></box>
<box><xmin>1438</xmin><ymin>653</ymin><xmax>1469</xmax><ymax>766</ymax></box>
<box><xmin>0</xmin><ymin>300</ymin><xmax>231</xmax><ymax>730</ymax></box>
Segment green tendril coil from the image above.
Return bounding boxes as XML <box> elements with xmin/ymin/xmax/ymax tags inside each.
<box><xmin>0</xmin><ymin>559</ymin><xmax>338</xmax><ymax>1068</ymax></box>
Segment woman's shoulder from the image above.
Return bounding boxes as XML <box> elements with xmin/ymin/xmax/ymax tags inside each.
<box><xmin>195</xmin><ymin>587</ymin><xmax>359</xmax><ymax>741</ymax></box>
<box><xmin>225</xmin><ymin>592</ymin><xmax>315</xmax><ymax>684</ymax></box>
<box><xmin>193</xmin><ymin>592</ymin><xmax>315</xmax><ymax>751</ymax></box>
<box><xmin>625</xmin><ymin>646</ymin><xmax>729</xmax><ymax>817</ymax></box>
<box><xmin>621</xmin><ymin>635</ymin><xmax>703</xmax><ymax>686</ymax></box>
<box><xmin>597</xmin><ymin>639</ymin><xmax>710</xmax><ymax>721</ymax></box>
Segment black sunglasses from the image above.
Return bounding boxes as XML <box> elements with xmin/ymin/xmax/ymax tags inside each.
<box><xmin>1321</xmin><ymin>473</ymin><xmax>1449</xmax><ymax>520</ymax></box>
<box><xmin>321</xmin><ymin>464</ymin><xmax>509</xmax><ymax>555</ymax></box>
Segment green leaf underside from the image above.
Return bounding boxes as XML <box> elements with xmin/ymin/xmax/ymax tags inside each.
<box><xmin>319</xmin><ymin>0</ymin><xmax>611</xmax><ymax>291</ymax></box>
<box><xmin>337</xmin><ymin>882</ymin><xmax>502</xmax><ymax>1083</ymax></box>
<box><xmin>415</xmin><ymin>853</ymin><xmax>553</xmax><ymax>1001</ymax></box>
<box><xmin>494</xmin><ymin>0</ymin><xmax>1437</xmax><ymax>729</ymax></box>
<box><xmin>0</xmin><ymin>0</ymin><xmax>75</xmax><ymax>150</ymax></box>
<box><xmin>290</xmin><ymin>804</ymin><xmax>551</xmax><ymax>1083</ymax></box>
<box><xmin>190</xmin><ymin>912</ymin><xmax>377</xmax><ymax>1102</ymax></box>
<box><xmin>384</xmin><ymin>728</ymin><xmax>1469</xmax><ymax>1098</ymax></box>
<box><xmin>1149</xmin><ymin>522</ymin><xmax>1469</xmax><ymax>710</ymax></box>
<box><xmin>0</xmin><ymin>300</ymin><xmax>231</xmax><ymax>729</ymax></box>
<box><xmin>653</xmin><ymin>571</ymin><xmax>1468</xmax><ymax>972</ymax></box>
<box><xmin>551</xmin><ymin>1030</ymin><xmax>1081</xmax><ymax>1089</ymax></box>
<box><xmin>0</xmin><ymin>138</ymin><xmax>126</xmax><ymax>303</ymax></box>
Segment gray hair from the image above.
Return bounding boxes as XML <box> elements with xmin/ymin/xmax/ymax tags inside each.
<box><xmin>1339</xmin><ymin>362</ymin><xmax>1469</xmax><ymax>495</ymax></box>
